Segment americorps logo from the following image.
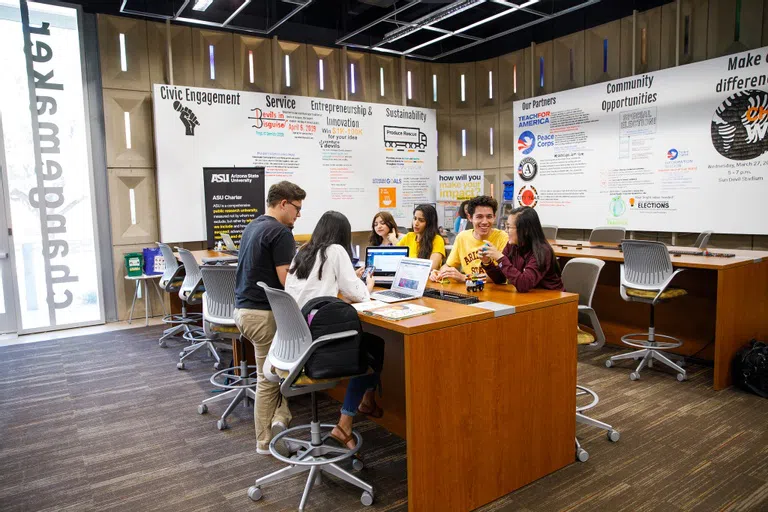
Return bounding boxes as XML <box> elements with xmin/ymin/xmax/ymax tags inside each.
<box><xmin>667</xmin><ymin>148</ymin><xmax>678</xmax><ymax>160</ymax></box>
<box><xmin>517</xmin><ymin>130</ymin><xmax>536</xmax><ymax>154</ymax></box>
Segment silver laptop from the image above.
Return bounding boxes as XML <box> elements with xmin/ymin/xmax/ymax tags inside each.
<box><xmin>221</xmin><ymin>233</ymin><xmax>239</xmax><ymax>255</ymax></box>
<box><xmin>370</xmin><ymin>257</ymin><xmax>433</xmax><ymax>304</ymax></box>
<box><xmin>365</xmin><ymin>246</ymin><xmax>409</xmax><ymax>285</ymax></box>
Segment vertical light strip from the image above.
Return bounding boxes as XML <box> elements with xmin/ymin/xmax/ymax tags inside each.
<box><xmin>460</xmin><ymin>74</ymin><xmax>466</xmax><ymax>102</ymax></box>
<box><xmin>683</xmin><ymin>15</ymin><xmax>690</xmax><ymax>55</ymax></box>
<box><xmin>432</xmin><ymin>74</ymin><xmax>437</xmax><ymax>102</ymax></box>
<box><xmin>350</xmin><ymin>63</ymin><xmax>356</xmax><ymax>94</ymax></box>
<box><xmin>209</xmin><ymin>44</ymin><xmax>215</xmax><ymax>80</ymax></box>
<box><xmin>119</xmin><ymin>33</ymin><xmax>128</xmax><ymax>72</ymax></box>
<box><xmin>569</xmin><ymin>48</ymin><xmax>574</xmax><ymax>82</ymax></box>
<box><xmin>407</xmin><ymin>70</ymin><xmax>412</xmax><ymax>100</ymax></box>
<box><xmin>123</xmin><ymin>112</ymin><xmax>132</xmax><ymax>149</ymax></box>
<box><xmin>129</xmin><ymin>188</ymin><xmax>137</xmax><ymax>225</ymax></box>
<box><xmin>248</xmin><ymin>50</ymin><xmax>254</xmax><ymax>84</ymax></box>
<box><xmin>380</xmin><ymin>67</ymin><xmax>385</xmax><ymax>97</ymax></box>
<box><xmin>489</xmin><ymin>127</ymin><xmax>494</xmax><ymax>156</ymax></box>
<box><xmin>319</xmin><ymin>59</ymin><xmax>325</xmax><ymax>91</ymax></box>
<box><xmin>461</xmin><ymin>129</ymin><xmax>467</xmax><ymax>157</ymax></box>
<box><xmin>641</xmin><ymin>27</ymin><xmax>648</xmax><ymax>66</ymax></box>
<box><xmin>539</xmin><ymin>57</ymin><xmax>544</xmax><ymax>88</ymax></box>
<box><xmin>488</xmin><ymin>70</ymin><xmax>493</xmax><ymax>99</ymax></box>
<box><xmin>603</xmin><ymin>38</ymin><xmax>608</xmax><ymax>73</ymax></box>
<box><xmin>285</xmin><ymin>55</ymin><xmax>291</xmax><ymax>87</ymax></box>
<box><xmin>513</xmin><ymin>65</ymin><xmax>517</xmax><ymax>94</ymax></box>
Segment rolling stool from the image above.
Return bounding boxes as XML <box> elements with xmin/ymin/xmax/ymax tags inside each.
<box><xmin>157</xmin><ymin>242</ymin><xmax>198</xmax><ymax>347</ymax></box>
<box><xmin>605</xmin><ymin>240</ymin><xmax>688</xmax><ymax>382</ymax></box>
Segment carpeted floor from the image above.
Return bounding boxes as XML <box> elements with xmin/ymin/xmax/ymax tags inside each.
<box><xmin>0</xmin><ymin>326</ymin><xmax>766</xmax><ymax>512</ymax></box>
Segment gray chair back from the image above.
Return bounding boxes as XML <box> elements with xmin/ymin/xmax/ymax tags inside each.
<box><xmin>620</xmin><ymin>240</ymin><xmax>674</xmax><ymax>289</ymax></box>
<box><xmin>589</xmin><ymin>226</ymin><xmax>626</xmax><ymax>243</ymax></box>
<box><xmin>200</xmin><ymin>265</ymin><xmax>237</xmax><ymax>323</ymax></box>
<box><xmin>258</xmin><ymin>282</ymin><xmax>313</xmax><ymax>367</ymax></box>
<box><xmin>693</xmin><ymin>231</ymin><xmax>713</xmax><ymax>249</ymax></box>
<box><xmin>157</xmin><ymin>242</ymin><xmax>181</xmax><ymax>290</ymax></box>
<box><xmin>177</xmin><ymin>248</ymin><xmax>204</xmax><ymax>302</ymax></box>
<box><xmin>562</xmin><ymin>258</ymin><xmax>605</xmax><ymax>308</ymax></box>
<box><xmin>542</xmin><ymin>225</ymin><xmax>558</xmax><ymax>240</ymax></box>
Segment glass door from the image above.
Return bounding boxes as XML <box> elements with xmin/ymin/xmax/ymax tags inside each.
<box><xmin>0</xmin><ymin>0</ymin><xmax>104</xmax><ymax>333</ymax></box>
<box><xmin>0</xmin><ymin>122</ymin><xmax>18</xmax><ymax>334</ymax></box>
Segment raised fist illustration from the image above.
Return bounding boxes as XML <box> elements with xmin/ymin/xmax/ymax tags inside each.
<box><xmin>173</xmin><ymin>100</ymin><xmax>200</xmax><ymax>136</ymax></box>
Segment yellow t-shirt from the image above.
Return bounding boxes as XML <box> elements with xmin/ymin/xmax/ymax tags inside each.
<box><xmin>446</xmin><ymin>229</ymin><xmax>509</xmax><ymax>275</ymax></box>
<box><xmin>397</xmin><ymin>232</ymin><xmax>446</xmax><ymax>259</ymax></box>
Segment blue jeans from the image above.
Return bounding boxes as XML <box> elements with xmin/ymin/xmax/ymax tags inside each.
<box><xmin>341</xmin><ymin>372</ymin><xmax>379</xmax><ymax>417</ymax></box>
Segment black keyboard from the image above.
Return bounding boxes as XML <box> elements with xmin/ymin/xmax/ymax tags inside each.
<box><xmin>422</xmin><ymin>288</ymin><xmax>479</xmax><ymax>305</ymax></box>
<box><xmin>669</xmin><ymin>250</ymin><xmax>736</xmax><ymax>258</ymax></box>
<box><xmin>375</xmin><ymin>290</ymin><xmax>412</xmax><ymax>299</ymax></box>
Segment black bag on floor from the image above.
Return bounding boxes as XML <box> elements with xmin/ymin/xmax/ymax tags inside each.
<box><xmin>732</xmin><ymin>339</ymin><xmax>768</xmax><ymax>398</ymax></box>
<box><xmin>300</xmin><ymin>297</ymin><xmax>367</xmax><ymax>380</ymax></box>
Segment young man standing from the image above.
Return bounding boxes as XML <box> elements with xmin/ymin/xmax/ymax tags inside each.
<box><xmin>435</xmin><ymin>195</ymin><xmax>508</xmax><ymax>282</ymax></box>
<box><xmin>233</xmin><ymin>180</ymin><xmax>306</xmax><ymax>456</ymax></box>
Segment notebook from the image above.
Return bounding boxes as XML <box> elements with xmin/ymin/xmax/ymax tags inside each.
<box><xmin>364</xmin><ymin>303</ymin><xmax>435</xmax><ymax>321</ymax></box>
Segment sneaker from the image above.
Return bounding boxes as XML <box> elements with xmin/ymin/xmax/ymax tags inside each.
<box><xmin>269</xmin><ymin>422</ymin><xmax>290</xmax><ymax>457</ymax></box>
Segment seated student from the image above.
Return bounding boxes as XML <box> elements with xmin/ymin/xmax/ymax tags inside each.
<box><xmin>369</xmin><ymin>211</ymin><xmax>403</xmax><ymax>246</ymax></box>
<box><xmin>397</xmin><ymin>204</ymin><xmax>445</xmax><ymax>271</ymax></box>
<box><xmin>434</xmin><ymin>195</ymin><xmax>508</xmax><ymax>282</ymax></box>
<box><xmin>453</xmin><ymin>200</ymin><xmax>471</xmax><ymax>233</ymax></box>
<box><xmin>480</xmin><ymin>206</ymin><xmax>564</xmax><ymax>292</ymax></box>
<box><xmin>284</xmin><ymin>210</ymin><xmax>384</xmax><ymax>451</ymax></box>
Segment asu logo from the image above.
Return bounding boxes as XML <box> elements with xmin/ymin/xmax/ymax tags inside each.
<box><xmin>211</xmin><ymin>174</ymin><xmax>230</xmax><ymax>183</ymax></box>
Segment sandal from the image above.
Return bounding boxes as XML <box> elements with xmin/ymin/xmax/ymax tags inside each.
<box><xmin>357</xmin><ymin>401</ymin><xmax>384</xmax><ymax>419</ymax></box>
<box><xmin>328</xmin><ymin>425</ymin><xmax>363</xmax><ymax>462</ymax></box>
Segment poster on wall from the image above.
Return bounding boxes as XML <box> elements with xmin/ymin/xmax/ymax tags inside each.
<box><xmin>513</xmin><ymin>46</ymin><xmax>768</xmax><ymax>235</ymax></box>
<box><xmin>437</xmin><ymin>170</ymin><xmax>484</xmax><ymax>201</ymax></box>
<box><xmin>152</xmin><ymin>86</ymin><xmax>437</xmax><ymax>241</ymax></box>
<box><xmin>202</xmin><ymin>167</ymin><xmax>265</xmax><ymax>248</ymax></box>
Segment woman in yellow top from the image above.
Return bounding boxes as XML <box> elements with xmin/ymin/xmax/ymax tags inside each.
<box><xmin>397</xmin><ymin>204</ymin><xmax>445</xmax><ymax>271</ymax></box>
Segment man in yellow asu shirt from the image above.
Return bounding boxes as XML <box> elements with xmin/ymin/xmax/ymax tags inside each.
<box><xmin>434</xmin><ymin>195</ymin><xmax>508</xmax><ymax>282</ymax></box>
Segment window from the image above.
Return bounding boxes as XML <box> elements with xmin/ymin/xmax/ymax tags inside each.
<box><xmin>118</xmin><ymin>33</ymin><xmax>127</xmax><ymax>72</ymax></box>
<box><xmin>284</xmin><ymin>54</ymin><xmax>290</xmax><ymax>87</ymax></box>
<box><xmin>319</xmin><ymin>58</ymin><xmax>324</xmax><ymax>91</ymax></box>
<box><xmin>407</xmin><ymin>70</ymin><xmax>412</xmax><ymax>100</ymax></box>
<box><xmin>209</xmin><ymin>44</ymin><xmax>215</xmax><ymax>80</ymax></box>
<box><xmin>350</xmin><ymin>63</ymin><xmax>356</xmax><ymax>94</ymax></box>
<box><xmin>248</xmin><ymin>50</ymin><xmax>254</xmax><ymax>84</ymax></box>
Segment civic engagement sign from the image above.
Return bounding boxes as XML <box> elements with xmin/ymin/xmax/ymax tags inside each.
<box><xmin>513</xmin><ymin>46</ymin><xmax>768</xmax><ymax>235</ymax></box>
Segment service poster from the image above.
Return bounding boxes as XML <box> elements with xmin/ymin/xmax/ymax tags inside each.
<box><xmin>153</xmin><ymin>85</ymin><xmax>436</xmax><ymax>241</ymax></box>
<box><xmin>513</xmin><ymin>46</ymin><xmax>768</xmax><ymax>234</ymax></box>
<box><xmin>202</xmin><ymin>167</ymin><xmax>264</xmax><ymax>248</ymax></box>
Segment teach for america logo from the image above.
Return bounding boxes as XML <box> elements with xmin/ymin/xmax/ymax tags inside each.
<box><xmin>517</xmin><ymin>130</ymin><xmax>536</xmax><ymax>154</ymax></box>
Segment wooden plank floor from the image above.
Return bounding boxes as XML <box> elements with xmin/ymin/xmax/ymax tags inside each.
<box><xmin>0</xmin><ymin>326</ymin><xmax>766</xmax><ymax>512</ymax></box>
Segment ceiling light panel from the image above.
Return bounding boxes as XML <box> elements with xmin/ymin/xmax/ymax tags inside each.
<box><xmin>192</xmin><ymin>0</ymin><xmax>214</xmax><ymax>12</ymax></box>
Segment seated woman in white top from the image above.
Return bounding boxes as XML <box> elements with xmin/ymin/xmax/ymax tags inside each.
<box><xmin>285</xmin><ymin>211</ymin><xmax>384</xmax><ymax>452</ymax></box>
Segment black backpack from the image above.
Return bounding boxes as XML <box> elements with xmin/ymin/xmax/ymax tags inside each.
<box><xmin>300</xmin><ymin>297</ymin><xmax>367</xmax><ymax>380</ymax></box>
<box><xmin>732</xmin><ymin>339</ymin><xmax>768</xmax><ymax>398</ymax></box>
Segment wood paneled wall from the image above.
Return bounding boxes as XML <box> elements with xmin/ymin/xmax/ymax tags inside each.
<box><xmin>98</xmin><ymin>2</ymin><xmax>768</xmax><ymax>318</ymax></box>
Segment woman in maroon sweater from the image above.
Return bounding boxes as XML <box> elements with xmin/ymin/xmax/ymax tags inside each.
<box><xmin>480</xmin><ymin>207</ymin><xmax>564</xmax><ymax>292</ymax></box>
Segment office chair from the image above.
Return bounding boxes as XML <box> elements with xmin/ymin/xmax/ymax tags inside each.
<box><xmin>693</xmin><ymin>231</ymin><xmax>713</xmax><ymax>249</ymax></box>
<box><xmin>542</xmin><ymin>225</ymin><xmax>558</xmax><ymax>240</ymax></box>
<box><xmin>197</xmin><ymin>265</ymin><xmax>257</xmax><ymax>430</ymax></box>
<box><xmin>247</xmin><ymin>282</ymin><xmax>374</xmax><ymax>510</ymax></box>
<box><xmin>562</xmin><ymin>258</ymin><xmax>620</xmax><ymax>462</ymax></box>
<box><xmin>157</xmin><ymin>242</ymin><xmax>197</xmax><ymax>347</ymax></box>
<box><xmin>176</xmin><ymin>248</ymin><xmax>225</xmax><ymax>370</ymax></box>
<box><xmin>588</xmin><ymin>226</ymin><xmax>626</xmax><ymax>244</ymax></box>
<box><xmin>605</xmin><ymin>240</ymin><xmax>687</xmax><ymax>381</ymax></box>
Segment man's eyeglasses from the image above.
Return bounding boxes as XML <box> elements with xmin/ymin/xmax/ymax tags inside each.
<box><xmin>287</xmin><ymin>201</ymin><xmax>302</xmax><ymax>213</ymax></box>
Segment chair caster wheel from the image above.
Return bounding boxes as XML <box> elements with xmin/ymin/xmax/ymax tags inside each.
<box><xmin>179</xmin><ymin>351</ymin><xmax>186</xmax><ymax>358</ymax></box>
<box><xmin>604</xmin><ymin>359</ymin><xmax>613</xmax><ymax>368</ymax></box>
<box><xmin>352</xmin><ymin>458</ymin><xmax>364</xmax><ymax>471</ymax></box>
<box><xmin>177</xmin><ymin>362</ymin><xmax>185</xmax><ymax>370</ymax></box>
<box><xmin>198</xmin><ymin>404</ymin><xmax>208</xmax><ymax>415</ymax></box>
<box><xmin>214</xmin><ymin>362</ymin><xmax>223</xmax><ymax>371</ymax></box>
<box><xmin>608</xmin><ymin>429</ymin><xmax>620</xmax><ymax>442</ymax></box>
<box><xmin>360</xmin><ymin>491</ymin><xmax>374</xmax><ymax>506</ymax></box>
<box><xmin>248</xmin><ymin>486</ymin><xmax>262</xmax><ymax>501</ymax></box>
<box><xmin>217</xmin><ymin>419</ymin><xmax>228</xmax><ymax>430</ymax></box>
<box><xmin>576</xmin><ymin>448</ymin><xmax>589</xmax><ymax>462</ymax></box>
<box><xmin>677</xmin><ymin>359</ymin><xmax>686</xmax><ymax>367</ymax></box>
<box><xmin>677</xmin><ymin>373</ymin><xmax>687</xmax><ymax>382</ymax></box>
<box><xmin>159</xmin><ymin>340</ymin><xmax>167</xmax><ymax>348</ymax></box>
<box><xmin>629</xmin><ymin>372</ymin><xmax>640</xmax><ymax>381</ymax></box>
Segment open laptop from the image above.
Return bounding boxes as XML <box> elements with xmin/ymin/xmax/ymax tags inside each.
<box><xmin>370</xmin><ymin>257</ymin><xmax>433</xmax><ymax>304</ymax></box>
<box><xmin>365</xmin><ymin>246</ymin><xmax>409</xmax><ymax>285</ymax></box>
<box><xmin>221</xmin><ymin>233</ymin><xmax>238</xmax><ymax>256</ymax></box>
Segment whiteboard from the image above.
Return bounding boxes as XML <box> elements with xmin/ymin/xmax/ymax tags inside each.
<box><xmin>152</xmin><ymin>85</ymin><xmax>437</xmax><ymax>241</ymax></box>
<box><xmin>513</xmin><ymin>46</ymin><xmax>768</xmax><ymax>235</ymax></box>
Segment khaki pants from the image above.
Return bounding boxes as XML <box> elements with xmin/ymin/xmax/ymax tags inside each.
<box><xmin>234</xmin><ymin>308</ymin><xmax>292</xmax><ymax>451</ymax></box>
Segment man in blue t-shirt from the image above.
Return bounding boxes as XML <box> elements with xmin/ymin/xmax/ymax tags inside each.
<box><xmin>234</xmin><ymin>180</ymin><xmax>306</xmax><ymax>456</ymax></box>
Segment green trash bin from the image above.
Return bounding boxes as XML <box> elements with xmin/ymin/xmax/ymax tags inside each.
<box><xmin>124</xmin><ymin>252</ymin><xmax>143</xmax><ymax>277</ymax></box>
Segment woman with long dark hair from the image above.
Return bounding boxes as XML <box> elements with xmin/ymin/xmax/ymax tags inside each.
<box><xmin>453</xmin><ymin>200</ymin><xmax>472</xmax><ymax>233</ymax></box>
<box><xmin>480</xmin><ymin>206</ymin><xmax>564</xmax><ymax>292</ymax></box>
<box><xmin>284</xmin><ymin>211</ymin><xmax>384</xmax><ymax>454</ymax></box>
<box><xmin>368</xmin><ymin>211</ymin><xmax>402</xmax><ymax>246</ymax></box>
<box><xmin>397</xmin><ymin>204</ymin><xmax>445</xmax><ymax>271</ymax></box>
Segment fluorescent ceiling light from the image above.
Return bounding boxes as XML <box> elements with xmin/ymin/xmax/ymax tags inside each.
<box><xmin>381</xmin><ymin>0</ymin><xmax>485</xmax><ymax>45</ymax></box>
<box><xmin>193</xmin><ymin>0</ymin><xmax>214</xmax><ymax>12</ymax></box>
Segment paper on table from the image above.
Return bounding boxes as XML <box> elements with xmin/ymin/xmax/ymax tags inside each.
<box><xmin>351</xmin><ymin>300</ymin><xmax>388</xmax><ymax>312</ymax></box>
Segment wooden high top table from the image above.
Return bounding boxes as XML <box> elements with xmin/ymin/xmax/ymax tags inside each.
<box><xmin>189</xmin><ymin>250</ymin><xmax>579</xmax><ymax>512</ymax></box>
<box><xmin>551</xmin><ymin>240</ymin><xmax>768</xmax><ymax>390</ymax></box>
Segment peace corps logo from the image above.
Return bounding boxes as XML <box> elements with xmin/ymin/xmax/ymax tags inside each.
<box><xmin>517</xmin><ymin>157</ymin><xmax>538</xmax><ymax>181</ymax></box>
<box><xmin>517</xmin><ymin>185</ymin><xmax>538</xmax><ymax>208</ymax></box>
<box><xmin>517</xmin><ymin>130</ymin><xmax>536</xmax><ymax>155</ymax></box>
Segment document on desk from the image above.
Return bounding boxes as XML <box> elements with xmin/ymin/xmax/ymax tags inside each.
<box><xmin>467</xmin><ymin>301</ymin><xmax>516</xmax><ymax>317</ymax></box>
<box><xmin>351</xmin><ymin>300</ymin><xmax>388</xmax><ymax>312</ymax></box>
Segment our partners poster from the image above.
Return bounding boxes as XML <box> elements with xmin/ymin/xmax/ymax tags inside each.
<box><xmin>203</xmin><ymin>167</ymin><xmax>264</xmax><ymax>249</ymax></box>
<box><xmin>513</xmin><ymin>46</ymin><xmax>768</xmax><ymax>234</ymax></box>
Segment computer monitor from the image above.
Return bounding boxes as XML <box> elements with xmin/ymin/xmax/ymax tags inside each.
<box><xmin>365</xmin><ymin>246</ymin><xmax>409</xmax><ymax>277</ymax></box>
